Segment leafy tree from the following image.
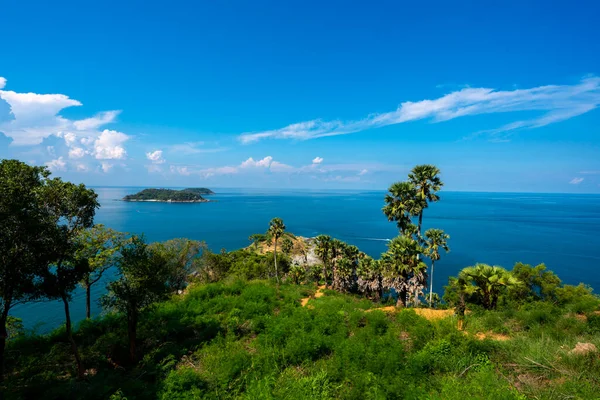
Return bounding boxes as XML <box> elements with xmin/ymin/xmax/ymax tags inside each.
<box><xmin>381</xmin><ymin>235</ymin><xmax>427</xmax><ymax>307</ymax></box>
<box><xmin>314</xmin><ymin>235</ymin><xmax>332</xmax><ymax>286</ymax></box>
<box><xmin>423</xmin><ymin>229</ymin><xmax>450</xmax><ymax>306</ymax></box>
<box><xmin>383</xmin><ymin>181</ymin><xmax>420</xmax><ymax>236</ymax></box>
<box><xmin>77</xmin><ymin>225</ymin><xmax>126</xmax><ymax>319</ymax></box>
<box><xmin>40</xmin><ymin>178</ymin><xmax>99</xmax><ymax>378</ymax></box>
<box><xmin>268</xmin><ymin>218</ymin><xmax>286</xmax><ymax>283</ymax></box>
<box><xmin>509</xmin><ymin>262</ymin><xmax>561</xmax><ymax>302</ymax></box>
<box><xmin>459</xmin><ymin>264</ymin><xmax>521</xmax><ymax>310</ymax></box>
<box><xmin>149</xmin><ymin>238</ymin><xmax>205</xmax><ymax>291</ymax></box>
<box><xmin>0</xmin><ymin>160</ymin><xmax>61</xmax><ymax>381</ymax></box>
<box><xmin>102</xmin><ymin>235</ymin><xmax>176</xmax><ymax>363</ymax></box>
<box><xmin>408</xmin><ymin>164</ymin><xmax>443</xmax><ymax>236</ymax></box>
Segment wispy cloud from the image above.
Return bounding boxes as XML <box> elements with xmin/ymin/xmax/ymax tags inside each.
<box><xmin>168</xmin><ymin>142</ymin><xmax>227</xmax><ymax>155</ymax></box>
<box><xmin>239</xmin><ymin>77</ymin><xmax>600</xmax><ymax>143</ymax></box>
<box><xmin>569</xmin><ymin>177</ymin><xmax>584</xmax><ymax>184</ymax></box>
<box><xmin>579</xmin><ymin>170</ymin><xmax>600</xmax><ymax>175</ymax></box>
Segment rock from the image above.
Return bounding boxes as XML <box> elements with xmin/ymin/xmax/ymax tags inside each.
<box><xmin>569</xmin><ymin>342</ymin><xmax>598</xmax><ymax>356</ymax></box>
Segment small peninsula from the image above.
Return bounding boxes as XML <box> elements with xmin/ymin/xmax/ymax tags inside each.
<box><xmin>122</xmin><ymin>188</ymin><xmax>214</xmax><ymax>202</ymax></box>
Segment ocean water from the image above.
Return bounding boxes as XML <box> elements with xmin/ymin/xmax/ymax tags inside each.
<box><xmin>13</xmin><ymin>187</ymin><xmax>600</xmax><ymax>332</ymax></box>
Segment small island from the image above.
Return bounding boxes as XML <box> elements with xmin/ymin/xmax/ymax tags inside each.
<box><xmin>122</xmin><ymin>188</ymin><xmax>214</xmax><ymax>203</ymax></box>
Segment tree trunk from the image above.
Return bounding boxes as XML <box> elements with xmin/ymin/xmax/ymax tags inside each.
<box><xmin>62</xmin><ymin>294</ymin><xmax>84</xmax><ymax>379</ymax></box>
<box><xmin>0</xmin><ymin>303</ymin><xmax>10</xmax><ymax>383</ymax></box>
<box><xmin>429</xmin><ymin>261</ymin><xmax>435</xmax><ymax>306</ymax></box>
<box><xmin>85</xmin><ymin>277</ymin><xmax>91</xmax><ymax>319</ymax></box>
<box><xmin>396</xmin><ymin>288</ymin><xmax>407</xmax><ymax>307</ymax></box>
<box><xmin>127</xmin><ymin>309</ymin><xmax>138</xmax><ymax>363</ymax></box>
<box><xmin>274</xmin><ymin>238</ymin><xmax>279</xmax><ymax>283</ymax></box>
<box><xmin>418</xmin><ymin>211</ymin><xmax>423</xmax><ymax>237</ymax></box>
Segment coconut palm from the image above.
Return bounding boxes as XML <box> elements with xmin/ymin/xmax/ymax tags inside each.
<box><xmin>314</xmin><ymin>235</ymin><xmax>332</xmax><ymax>286</ymax></box>
<box><xmin>459</xmin><ymin>264</ymin><xmax>521</xmax><ymax>310</ymax></box>
<box><xmin>424</xmin><ymin>228</ymin><xmax>450</xmax><ymax>306</ymax></box>
<box><xmin>383</xmin><ymin>181</ymin><xmax>421</xmax><ymax>236</ymax></box>
<box><xmin>268</xmin><ymin>217</ymin><xmax>286</xmax><ymax>283</ymax></box>
<box><xmin>381</xmin><ymin>235</ymin><xmax>427</xmax><ymax>307</ymax></box>
<box><xmin>408</xmin><ymin>165</ymin><xmax>443</xmax><ymax>236</ymax></box>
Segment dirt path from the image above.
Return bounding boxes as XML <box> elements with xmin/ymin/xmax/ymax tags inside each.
<box><xmin>365</xmin><ymin>306</ymin><xmax>454</xmax><ymax>321</ymax></box>
<box><xmin>300</xmin><ymin>285</ymin><xmax>326</xmax><ymax>307</ymax></box>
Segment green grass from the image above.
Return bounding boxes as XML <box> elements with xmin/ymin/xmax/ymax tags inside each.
<box><xmin>4</xmin><ymin>280</ymin><xmax>600</xmax><ymax>399</ymax></box>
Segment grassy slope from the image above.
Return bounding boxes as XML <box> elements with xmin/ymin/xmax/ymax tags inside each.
<box><xmin>4</xmin><ymin>280</ymin><xmax>600</xmax><ymax>400</ymax></box>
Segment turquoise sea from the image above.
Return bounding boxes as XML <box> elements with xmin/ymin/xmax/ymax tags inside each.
<box><xmin>13</xmin><ymin>187</ymin><xmax>600</xmax><ymax>332</ymax></box>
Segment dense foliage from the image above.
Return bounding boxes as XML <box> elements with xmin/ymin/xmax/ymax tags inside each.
<box><xmin>2</xmin><ymin>160</ymin><xmax>599</xmax><ymax>399</ymax></box>
<box><xmin>122</xmin><ymin>189</ymin><xmax>209</xmax><ymax>202</ymax></box>
<box><xmin>4</xmin><ymin>277</ymin><xmax>600</xmax><ymax>400</ymax></box>
<box><xmin>182</xmin><ymin>188</ymin><xmax>215</xmax><ymax>196</ymax></box>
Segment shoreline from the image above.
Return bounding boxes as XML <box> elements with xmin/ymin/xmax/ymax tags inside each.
<box><xmin>121</xmin><ymin>199</ymin><xmax>211</xmax><ymax>203</ymax></box>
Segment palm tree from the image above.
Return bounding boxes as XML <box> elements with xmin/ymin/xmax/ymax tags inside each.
<box><xmin>357</xmin><ymin>256</ymin><xmax>383</xmax><ymax>300</ymax></box>
<box><xmin>314</xmin><ymin>235</ymin><xmax>332</xmax><ymax>286</ymax></box>
<box><xmin>330</xmin><ymin>238</ymin><xmax>344</xmax><ymax>289</ymax></box>
<box><xmin>383</xmin><ymin>181</ymin><xmax>421</xmax><ymax>236</ymax></box>
<box><xmin>459</xmin><ymin>264</ymin><xmax>521</xmax><ymax>310</ymax></box>
<box><xmin>268</xmin><ymin>217</ymin><xmax>286</xmax><ymax>283</ymax></box>
<box><xmin>424</xmin><ymin>228</ymin><xmax>450</xmax><ymax>306</ymax></box>
<box><xmin>408</xmin><ymin>165</ymin><xmax>443</xmax><ymax>236</ymax></box>
<box><xmin>381</xmin><ymin>235</ymin><xmax>427</xmax><ymax>307</ymax></box>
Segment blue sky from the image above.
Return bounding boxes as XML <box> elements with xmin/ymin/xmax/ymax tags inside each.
<box><xmin>1</xmin><ymin>1</ymin><xmax>600</xmax><ymax>192</ymax></box>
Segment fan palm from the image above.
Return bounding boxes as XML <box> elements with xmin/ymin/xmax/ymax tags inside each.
<box><xmin>356</xmin><ymin>256</ymin><xmax>383</xmax><ymax>300</ymax></box>
<box><xmin>383</xmin><ymin>181</ymin><xmax>421</xmax><ymax>236</ymax></box>
<box><xmin>381</xmin><ymin>235</ymin><xmax>427</xmax><ymax>306</ymax></box>
<box><xmin>424</xmin><ymin>228</ymin><xmax>450</xmax><ymax>306</ymax></box>
<box><xmin>268</xmin><ymin>217</ymin><xmax>286</xmax><ymax>283</ymax></box>
<box><xmin>408</xmin><ymin>165</ymin><xmax>443</xmax><ymax>236</ymax></box>
<box><xmin>314</xmin><ymin>235</ymin><xmax>332</xmax><ymax>286</ymax></box>
<box><xmin>459</xmin><ymin>264</ymin><xmax>521</xmax><ymax>310</ymax></box>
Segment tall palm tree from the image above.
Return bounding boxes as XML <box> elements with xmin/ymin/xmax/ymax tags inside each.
<box><xmin>381</xmin><ymin>235</ymin><xmax>427</xmax><ymax>307</ymax></box>
<box><xmin>268</xmin><ymin>217</ymin><xmax>286</xmax><ymax>283</ymax></box>
<box><xmin>408</xmin><ymin>165</ymin><xmax>443</xmax><ymax>236</ymax></box>
<box><xmin>383</xmin><ymin>181</ymin><xmax>421</xmax><ymax>236</ymax></box>
<box><xmin>459</xmin><ymin>264</ymin><xmax>521</xmax><ymax>310</ymax></box>
<box><xmin>424</xmin><ymin>228</ymin><xmax>450</xmax><ymax>306</ymax></box>
<box><xmin>330</xmin><ymin>238</ymin><xmax>344</xmax><ymax>289</ymax></box>
<box><xmin>314</xmin><ymin>235</ymin><xmax>332</xmax><ymax>286</ymax></box>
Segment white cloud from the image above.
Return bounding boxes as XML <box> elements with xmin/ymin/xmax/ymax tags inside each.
<box><xmin>0</xmin><ymin>77</ymin><xmax>131</xmax><ymax>171</ymax></box>
<box><xmin>146</xmin><ymin>150</ymin><xmax>165</xmax><ymax>164</ymax></box>
<box><xmin>240</xmin><ymin>156</ymin><xmax>273</xmax><ymax>168</ymax></box>
<box><xmin>270</xmin><ymin>161</ymin><xmax>294</xmax><ymax>172</ymax></box>
<box><xmin>0</xmin><ymin>77</ymin><xmax>6</xmax><ymax>89</ymax></box>
<box><xmin>569</xmin><ymin>177</ymin><xmax>584</xmax><ymax>184</ymax></box>
<box><xmin>93</xmin><ymin>129</ymin><xmax>129</xmax><ymax>160</ymax></box>
<box><xmin>47</xmin><ymin>146</ymin><xmax>55</xmax><ymax>156</ymax></box>
<box><xmin>100</xmin><ymin>162</ymin><xmax>113</xmax><ymax>173</ymax></box>
<box><xmin>68</xmin><ymin>147</ymin><xmax>86</xmax><ymax>159</ymax></box>
<box><xmin>45</xmin><ymin>157</ymin><xmax>66</xmax><ymax>172</ymax></box>
<box><xmin>73</xmin><ymin>110</ymin><xmax>120</xmax><ymax>130</ymax></box>
<box><xmin>312</xmin><ymin>156</ymin><xmax>323</xmax><ymax>164</ymax></box>
<box><xmin>239</xmin><ymin>77</ymin><xmax>600</xmax><ymax>143</ymax></box>
<box><xmin>168</xmin><ymin>142</ymin><xmax>227</xmax><ymax>155</ymax></box>
<box><xmin>76</xmin><ymin>163</ymin><xmax>89</xmax><ymax>172</ymax></box>
<box><xmin>170</xmin><ymin>165</ymin><xmax>191</xmax><ymax>176</ymax></box>
<box><xmin>358</xmin><ymin>169</ymin><xmax>368</xmax><ymax>176</ymax></box>
<box><xmin>579</xmin><ymin>170</ymin><xmax>600</xmax><ymax>175</ymax></box>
